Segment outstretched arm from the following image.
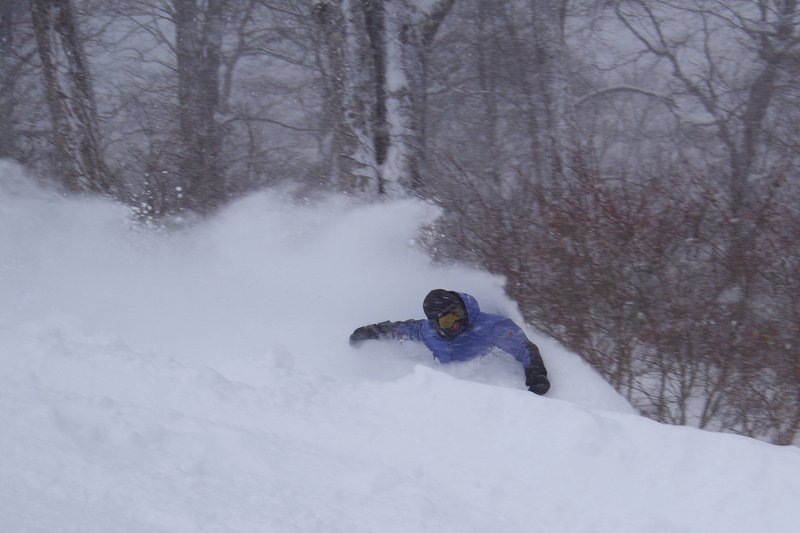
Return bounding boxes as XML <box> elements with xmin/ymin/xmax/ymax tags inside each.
<box><xmin>349</xmin><ymin>320</ymin><xmax>423</xmax><ymax>346</ymax></box>
<box><xmin>492</xmin><ymin>319</ymin><xmax>550</xmax><ymax>395</ymax></box>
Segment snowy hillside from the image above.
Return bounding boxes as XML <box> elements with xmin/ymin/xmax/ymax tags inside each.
<box><xmin>2</xmin><ymin>160</ymin><xmax>799</xmax><ymax>532</ymax></box>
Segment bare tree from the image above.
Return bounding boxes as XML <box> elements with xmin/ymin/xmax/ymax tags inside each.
<box><xmin>389</xmin><ymin>0</ymin><xmax>456</xmax><ymax>193</ymax></box>
<box><xmin>312</xmin><ymin>0</ymin><xmax>383</xmax><ymax>193</ymax></box>
<box><xmin>527</xmin><ymin>0</ymin><xmax>569</xmax><ymax>182</ymax></box>
<box><xmin>30</xmin><ymin>0</ymin><xmax>113</xmax><ymax>194</ymax></box>
<box><xmin>614</xmin><ymin>0</ymin><xmax>800</xmax><ymax>302</ymax></box>
<box><xmin>309</xmin><ymin>0</ymin><xmax>455</xmax><ymax>196</ymax></box>
<box><xmin>172</xmin><ymin>0</ymin><xmax>225</xmax><ymax>213</ymax></box>
<box><xmin>0</xmin><ymin>0</ymin><xmax>31</xmax><ymax>159</ymax></box>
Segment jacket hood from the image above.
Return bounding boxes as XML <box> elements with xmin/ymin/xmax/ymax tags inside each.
<box><xmin>457</xmin><ymin>292</ymin><xmax>481</xmax><ymax>322</ymax></box>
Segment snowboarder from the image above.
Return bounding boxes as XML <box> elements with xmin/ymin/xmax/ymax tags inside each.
<box><xmin>349</xmin><ymin>289</ymin><xmax>550</xmax><ymax>395</ymax></box>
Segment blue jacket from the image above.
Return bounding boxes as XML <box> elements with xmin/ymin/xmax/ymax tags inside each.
<box><xmin>392</xmin><ymin>292</ymin><xmax>537</xmax><ymax>368</ymax></box>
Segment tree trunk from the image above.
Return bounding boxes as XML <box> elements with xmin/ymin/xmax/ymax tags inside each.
<box><xmin>360</xmin><ymin>0</ymin><xmax>391</xmax><ymax>194</ymax></box>
<box><xmin>0</xmin><ymin>3</ymin><xmax>18</xmax><ymax>158</ymax></box>
<box><xmin>30</xmin><ymin>0</ymin><xmax>112</xmax><ymax>194</ymax></box>
<box><xmin>313</xmin><ymin>0</ymin><xmax>390</xmax><ymax>195</ymax></box>
<box><xmin>475</xmin><ymin>0</ymin><xmax>502</xmax><ymax>186</ymax></box>
<box><xmin>173</xmin><ymin>0</ymin><xmax>225</xmax><ymax>213</ymax></box>
<box><xmin>389</xmin><ymin>0</ymin><xmax>455</xmax><ymax>194</ymax></box>
<box><xmin>527</xmin><ymin>0</ymin><xmax>568</xmax><ymax>182</ymax></box>
<box><xmin>312</xmin><ymin>0</ymin><xmax>453</xmax><ymax>197</ymax></box>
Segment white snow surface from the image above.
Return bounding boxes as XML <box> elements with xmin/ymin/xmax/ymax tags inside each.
<box><xmin>1</xmin><ymin>160</ymin><xmax>798</xmax><ymax>532</ymax></box>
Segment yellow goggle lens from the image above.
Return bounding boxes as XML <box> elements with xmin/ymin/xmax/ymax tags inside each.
<box><xmin>437</xmin><ymin>312</ymin><xmax>464</xmax><ymax>330</ymax></box>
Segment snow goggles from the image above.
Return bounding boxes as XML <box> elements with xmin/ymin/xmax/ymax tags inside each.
<box><xmin>437</xmin><ymin>309</ymin><xmax>466</xmax><ymax>330</ymax></box>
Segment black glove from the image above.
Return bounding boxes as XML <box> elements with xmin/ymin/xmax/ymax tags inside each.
<box><xmin>523</xmin><ymin>340</ymin><xmax>550</xmax><ymax>395</ymax></box>
<box><xmin>349</xmin><ymin>325</ymin><xmax>381</xmax><ymax>346</ymax></box>
<box><xmin>349</xmin><ymin>321</ymin><xmax>398</xmax><ymax>346</ymax></box>
<box><xmin>525</xmin><ymin>368</ymin><xmax>551</xmax><ymax>395</ymax></box>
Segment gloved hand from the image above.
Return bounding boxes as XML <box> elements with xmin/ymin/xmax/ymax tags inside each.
<box><xmin>350</xmin><ymin>321</ymin><xmax>400</xmax><ymax>346</ymax></box>
<box><xmin>349</xmin><ymin>324</ymin><xmax>382</xmax><ymax>346</ymax></box>
<box><xmin>525</xmin><ymin>366</ymin><xmax>550</xmax><ymax>395</ymax></box>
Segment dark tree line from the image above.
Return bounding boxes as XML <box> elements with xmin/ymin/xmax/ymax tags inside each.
<box><xmin>3</xmin><ymin>0</ymin><xmax>799</xmax><ymax>444</ymax></box>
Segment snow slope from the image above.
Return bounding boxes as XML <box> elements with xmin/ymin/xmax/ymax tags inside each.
<box><xmin>2</xmin><ymin>160</ymin><xmax>799</xmax><ymax>532</ymax></box>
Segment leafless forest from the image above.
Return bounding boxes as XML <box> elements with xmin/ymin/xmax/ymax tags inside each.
<box><xmin>2</xmin><ymin>0</ymin><xmax>798</xmax><ymax>444</ymax></box>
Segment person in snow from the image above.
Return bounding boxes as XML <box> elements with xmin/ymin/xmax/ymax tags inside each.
<box><xmin>349</xmin><ymin>289</ymin><xmax>550</xmax><ymax>395</ymax></box>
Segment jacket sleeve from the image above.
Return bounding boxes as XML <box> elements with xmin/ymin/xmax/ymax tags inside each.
<box><xmin>491</xmin><ymin>319</ymin><xmax>547</xmax><ymax>374</ymax></box>
<box><xmin>391</xmin><ymin>319</ymin><xmax>425</xmax><ymax>342</ymax></box>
